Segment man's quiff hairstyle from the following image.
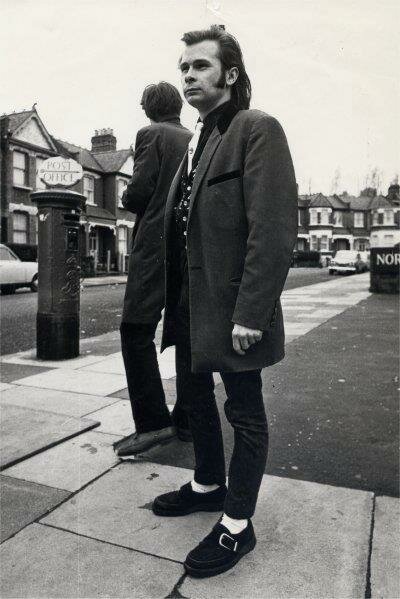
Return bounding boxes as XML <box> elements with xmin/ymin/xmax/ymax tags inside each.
<box><xmin>181</xmin><ymin>25</ymin><xmax>251</xmax><ymax>111</ymax></box>
<box><xmin>141</xmin><ymin>82</ymin><xmax>183</xmax><ymax>121</ymax></box>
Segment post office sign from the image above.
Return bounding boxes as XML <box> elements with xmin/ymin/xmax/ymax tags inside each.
<box><xmin>38</xmin><ymin>157</ymin><xmax>83</xmax><ymax>188</ymax></box>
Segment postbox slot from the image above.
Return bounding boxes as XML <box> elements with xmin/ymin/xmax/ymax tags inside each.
<box><xmin>66</xmin><ymin>227</ymin><xmax>79</xmax><ymax>251</ymax></box>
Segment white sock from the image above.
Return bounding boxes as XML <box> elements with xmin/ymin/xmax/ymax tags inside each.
<box><xmin>191</xmin><ymin>480</ymin><xmax>220</xmax><ymax>493</ymax></box>
<box><xmin>221</xmin><ymin>513</ymin><xmax>248</xmax><ymax>534</ymax></box>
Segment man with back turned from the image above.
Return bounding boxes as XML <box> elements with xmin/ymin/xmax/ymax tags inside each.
<box><xmin>151</xmin><ymin>27</ymin><xmax>298</xmax><ymax>577</ymax></box>
<box><xmin>115</xmin><ymin>82</ymin><xmax>192</xmax><ymax>458</ymax></box>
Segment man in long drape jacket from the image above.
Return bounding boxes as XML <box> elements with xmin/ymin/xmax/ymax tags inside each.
<box><xmin>151</xmin><ymin>28</ymin><xmax>298</xmax><ymax>578</ymax></box>
<box><xmin>115</xmin><ymin>82</ymin><xmax>192</xmax><ymax>458</ymax></box>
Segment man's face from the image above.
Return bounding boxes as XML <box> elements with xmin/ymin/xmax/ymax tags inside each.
<box><xmin>179</xmin><ymin>40</ymin><xmax>230</xmax><ymax>115</ymax></box>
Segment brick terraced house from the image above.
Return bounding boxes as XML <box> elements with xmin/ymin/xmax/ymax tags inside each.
<box><xmin>0</xmin><ymin>107</ymin><xmax>134</xmax><ymax>273</ymax></box>
<box><xmin>297</xmin><ymin>187</ymin><xmax>400</xmax><ymax>259</ymax></box>
<box><xmin>1</xmin><ymin>107</ymin><xmax>399</xmax><ymax>270</ymax></box>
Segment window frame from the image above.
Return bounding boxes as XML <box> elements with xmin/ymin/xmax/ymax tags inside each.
<box><xmin>117</xmin><ymin>178</ymin><xmax>128</xmax><ymax>208</ymax></box>
<box><xmin>13</xmin><ymin>150</ymin><xmax>29</xmax><ymax>187</ymax></box>
<box><xmin>83</xmin><ymin>175</ymin><xmax>96</xmax><ymax>206</ymax></box>
<box><xmin>12</xmin><ymin>211</ymin><xmax>29</xmax><ymax>244</ymax></box>
<box><xmin>383</xmin><ymin>210</ymin><xmax>394</xmax><ymax>226</ymax></box>
<box><xmin>333</xmin><ymin>211</ymin><xmax>343</xmax><ymax>227</ymax></box>
<box><xmin>354</xmin><ymin>212</ymin><xmax>364</xmax><ymax>228</ymax></box>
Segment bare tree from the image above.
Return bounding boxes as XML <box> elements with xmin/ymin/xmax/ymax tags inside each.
<box><xmin>364</xmin><ymin>166</ymin><xmax>383</xmax><ymax>194</ymax></box>
<box><xmin>330</xmin><ymin>167</ymin><xmax>341</xmax><ymax>195</ymax></box>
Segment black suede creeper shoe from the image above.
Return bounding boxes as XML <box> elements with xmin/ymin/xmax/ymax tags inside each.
<box><xmin>152</xmin><ymin>482</ymin><xmax>227</xmax><ymax>517</ymax></box>
<box><xmin>184</xmin><ymin>520</ymin><xmax>256</xmax><ymax>578</ymax></box>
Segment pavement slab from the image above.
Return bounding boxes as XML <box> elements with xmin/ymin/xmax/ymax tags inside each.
<box><xmin>371</xmin><ymin>496</ymin><xmax>400</xmax><ymax>599</ymax></box>
<box><xmin>0</xmin><ymin>385</ymin><xmax>119</xmax><ymax>418</ymax></box>
<box><xmin>13</xmin><ymin>368</ymin><xmax>127</xmax><ymax>396</ymax></box>
<box><xmin>0</xmin><ymin>404</ymin><xmax>99</xmax><ymax>470</ymax></box>
<box><xmin>42</xmin><ymin>462</ymin><xmax>222</xmax><ymax>561</ymax></box>
<box><xmin>79</xmin><ymin>352</ymin><xmax>125</xmax><ymax>374</ymax></box>
<box><xmin>42</xmin><ymin>462</ymin><xmax>372</xmax><ymax>598</ymax></box>
<box><xmin>182</xmin><ymin>478</ymin><xmax>372</xmax><ymax>599</ymax></box>
<box><xmin>3</xmin><ymin>430</ymin><xmax>121</xmax><ymax>492</ymax></box>
<box><xmin>79</xmin><ymin>346</ymin><xmax>176</xmax><ymax>380</ymax></box>
<box><xmin>89</xmin><ymin>400</ymin><xmax>135</xmax><ymax>436</ymax></box>
<box><xmin>0</xmin><ymin>362</ymin><xmax>52</xmax><ymax>383</ymax></box>
<box><xmin>0</xmin><ymin>523</ymin><xmax>183</xmax><ymax>598</ymax></box>
<box><xmin>0</xmin><ymin>382</ymin><xmax>15</xmax><ymax>392</ymax></box>
<box><xmin>0</xmin><ymin>349</ymin><xmax>108</xmax><ymax>370</ymax></box>
<box><xmin>0</xmin><ymin>476</ymin><xmax>69</xmax><ymax>542</ymax></box>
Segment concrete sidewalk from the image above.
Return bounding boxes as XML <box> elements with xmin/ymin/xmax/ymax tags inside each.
<box><xmin>0</xmin><ymin>273</ymin><xmax>399</xmax><ymax>598</ymax></box>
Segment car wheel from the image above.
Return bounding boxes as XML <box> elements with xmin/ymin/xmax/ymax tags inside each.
<box><xmin>329</xmin><ymin>270</ymin><xmax>334</xmax><ymax>276</ymax></box>
<box><xmin>1</xmin><ymin>284</ymin><xmax>16</xmax><ymax>295</ymax></box>
<box><xmin>30</xmin><ymin>274</ymin><xmax>38</xmax><ymax>292</ymax></box>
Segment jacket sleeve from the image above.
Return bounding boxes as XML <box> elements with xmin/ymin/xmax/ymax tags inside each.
<box><xmin>232</xmin><ymin>115</ymin><xmax>298</xmax><ymax>330</ymax></box>
<box><xmin>122</xmin><ymin>126</ymin><xmax>161</xmax><ymax>215</ymax></box>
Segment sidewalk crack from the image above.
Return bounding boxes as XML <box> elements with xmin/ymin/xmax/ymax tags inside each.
<box><xmin>165</xmin><ymin>572</ymin><xmax>189</xmax><ymax>598</ymax></box>
<box><xmin>364</xmin><ymin>494</ymin><xmax>376</xmax><ymax>599</ymax></box>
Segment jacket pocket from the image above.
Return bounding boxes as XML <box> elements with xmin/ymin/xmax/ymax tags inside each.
<box><xmin>230</xmin><ymin>276</ymin><xmax>242</xmax><ymax>284</ymax></box>
<box><xmin>207</xmin><ymin>170</ymin><xmax>242</xmax><ymax>187</ymax></box>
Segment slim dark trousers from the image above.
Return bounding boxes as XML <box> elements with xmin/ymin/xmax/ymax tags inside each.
<box><xmin>174</xmin><ymin>308</ymin><xmax>269</xmax><ymax>520</ymax></box>
<box><xmin>120</xmin><ymin>321</ymin><xmax>187</xmax><ymax>435</ymax></box>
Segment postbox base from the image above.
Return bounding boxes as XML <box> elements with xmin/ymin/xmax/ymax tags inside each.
<box><xmin>37</xmin><ymin>313</ymin><xmax>79</xmax><ymax>360</ymax></box>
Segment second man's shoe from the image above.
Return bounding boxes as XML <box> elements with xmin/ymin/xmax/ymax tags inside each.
<box><xmin>152</xmin><ymin>482</ymin><xmax>227</xmax><ymax>516</ymax></box>
<box><xmin>115</xmin><ymin>426</ymin><xmax>176</xmax><ymax>458</ymax></box>
<box><xmin>184</xmin><ymin>520</ymin><xmax>256</xmax><ymax>578</ymax></box>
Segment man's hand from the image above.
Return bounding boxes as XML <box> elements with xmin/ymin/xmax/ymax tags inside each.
<box><xmin>232</xmin><ymin>324</ymin><xmax>263</xmax><ymax>355</ymax></box>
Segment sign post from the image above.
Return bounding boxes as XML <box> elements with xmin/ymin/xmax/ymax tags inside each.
<box><xmin>31</xmin><ymin>157</ymin><xmax>85</xmax><ymax>360</ymax></box>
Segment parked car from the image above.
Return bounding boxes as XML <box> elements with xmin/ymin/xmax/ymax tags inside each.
<box><xmin>328</xmin><ymin>250</ymin><xmax>370</xmax><ymax>275</ymax></box>
<box><xmin>0</xmin><ymin>244</ymin><xmax>38</xmax><ymax>294</ymax></box>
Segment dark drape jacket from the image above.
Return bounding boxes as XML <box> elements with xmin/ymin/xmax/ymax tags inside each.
<box><xmin>122</xmin><ymin>117</ymin><xmax>192</xmax><ymax>323</ymax></box>
<box><xmin>161</xmin><ymin>106</ymin><xmax>298</xmax><ymax>372</ymax></box>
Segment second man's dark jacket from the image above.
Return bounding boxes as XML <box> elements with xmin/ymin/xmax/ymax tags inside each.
<box><xmin>122</xmin><ymin>116</ymin><xmax>192</xmax><ymax>323</ymax></box>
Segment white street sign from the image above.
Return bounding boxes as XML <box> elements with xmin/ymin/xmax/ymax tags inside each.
<box><xmin>38</xmin><ymin>156</ymin><xmax>83</xmax><ymax>188</ymax></box>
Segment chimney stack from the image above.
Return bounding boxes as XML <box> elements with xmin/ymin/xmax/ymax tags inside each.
<box><xmin>91</xmin><ymin>128</ymin><xmax>116</xmax><ymax>153</ymax></box>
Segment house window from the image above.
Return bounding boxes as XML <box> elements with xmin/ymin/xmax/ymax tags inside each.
<box><xmin>118</xmin><ymin>226</ymin><xmax>127</xmax><ymax>255</ymax></box>
<box><xmin>317</xmin><ymin>212</ymin><xmax>321</xmax><ymax>224</ymax></box>
<box><xmin>89</xmin><ymin>228</ymin><xmax>98</xmax><ymax>252</ymax></box>
<box><xmin>354</xmin><ymin>212</ymin><xmax>364</xmax><ymax>228</ymax></box>
<box><xmin>378</xmin><ymin>213</ymin><xmax>384</xmax><ymax>225</ymax></box>
<box><xmin>320</xmin><ymin>235</ymin><xmax>328</xmax><ymax>251</ymax></box>
<box><xmin>13</xmin><ymin>151</ymin><xmax>29</xmax><ymax>186</ymax></box>
<box><xmin>298</xmin><ymin>210</ymin><xmax>302</xmax><ymax>226</ymax></box>
<box><xmin>13</xmin><ymin>212</ymin><xmax>28</xmax><ymax>244</ymax></box>
<box><xmin>309</xmin><ymin>210</ymin><xmax>317</xmax><ymax>226</ymax></box>
<box><xmin>117</xmin><ymin>179</ymin><xmax>128</xmax><ymax>208</ymax></box>
<box><xmin>321</xmin><ymin>209</ymin><xmax>330</xmax><ymax>225</ymax></box>
<box><xmin>333</xmin><ymin>211</ymin><xmax>343</xmax><ymax>226</ymax></box>
<box><xmin>35</xmin><ymin>157</ymin><xmax>46</xmax><ymax>190</ymax></box>
<box><xmin>310</xmin><ymin>235</ymin><xmax>318</xmax><ymax>250</ymax></box>
<box><xmin>84</xmin><ymin>176</ymin><xmax>95</xmax><ymax>205</ymax></box>
<box><xmin>384</xmin><ymin>210</ymin><xmax>394</xmax><ymax>225</ymax></box>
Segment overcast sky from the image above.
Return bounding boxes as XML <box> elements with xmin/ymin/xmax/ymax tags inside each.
<box><xmin>1</xmin><ymin>0</ymin><xmax>398</xmax><ymax>195</ymax></box>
